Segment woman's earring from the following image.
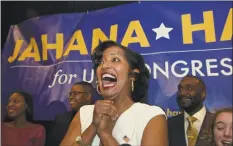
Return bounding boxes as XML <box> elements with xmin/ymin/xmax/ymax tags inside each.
<box><xmin>96</xmin><ymin>81</ymin><xmax>101</xmax><ymax>95</ymax></box>
<box><xmin>131</xmin><ymin>80</ymin><xmax>134</xmax><ymax>92</ymax></box>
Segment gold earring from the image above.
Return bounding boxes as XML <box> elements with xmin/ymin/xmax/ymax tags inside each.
<box><xmin>131</xmin><ymin>80</ymin><xmax>134</xmax><ymax>92</ymax></box>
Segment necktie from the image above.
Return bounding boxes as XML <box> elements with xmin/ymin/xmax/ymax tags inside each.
<box><xmin>187</xmin><ymin>116</ymin><xmax>198</xmax><ymax>146</ymax></box>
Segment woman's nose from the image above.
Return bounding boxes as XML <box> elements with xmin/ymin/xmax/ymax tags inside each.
<box><xmin>7</xmin><ymin>101</ymin><xmax>14</xmax><ymax>107</ymax></box>
<box><xmin>102</xmin><ymin>61</ymin><xmax>111</xmax><ymax>69</ymax></box>
<box><xmin>224</xmin><ymin>126</ymin><xmax>232</xmax><ymax>138</ymax></box>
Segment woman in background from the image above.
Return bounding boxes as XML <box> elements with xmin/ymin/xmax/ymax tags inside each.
<box><xmin>1</xmin><ymin>91</ymin><xmax>46</xmax><ymax>146</ymax></box>
<box><xmin>212</xmin><ymin>107</ymin><xmax>232</xmax><ymax>146</ymax></box>
<box><xmin>61</xmin><ymin>40</ymin><xmax>168</xmax><ymax>146</ymax></box>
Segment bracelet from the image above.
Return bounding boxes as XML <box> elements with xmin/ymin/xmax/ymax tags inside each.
<box><xmin>76</xmin><ymin>136</ymin><xmax>85</xmax><ymax>146</ymax></box>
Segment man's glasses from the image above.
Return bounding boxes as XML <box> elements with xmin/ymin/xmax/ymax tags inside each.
<box><xmin>68</xmin><ymin>91</ymin><xmax>86</xmax><ymax>98</ymax></box>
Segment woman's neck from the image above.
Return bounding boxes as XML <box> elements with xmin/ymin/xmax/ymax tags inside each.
<box><xmin>10</xmin><ymin>115</ymin><xmax>28</xmax><ymax>128</ymax></box>
<box><xmin>113</xmin><ymin>95</ymin><xmax>134</xmax><ymax>116</ymax></box>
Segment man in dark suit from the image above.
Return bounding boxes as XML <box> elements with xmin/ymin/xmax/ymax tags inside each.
<box><xmin>168</xmin><ymin>75</ymin><xmax>214</xmax><ymax>146</ymax></box>
<box><xmin>46</xmin><ymin>81</ymin><xmax>93</xmax><ymax>146</ymax></box>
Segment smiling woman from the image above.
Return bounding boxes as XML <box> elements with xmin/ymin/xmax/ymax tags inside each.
<box><xmin>213</xmin><ymin>107</ymin><xmax>232</xmax><ymax>146</ymax></box>
<box><xmin>61</xmin><ymin>40</ymin><xmax>168</xmax><ymax>146</ymax></box>
<box><xmin>1</xmin><ymin>91</ymin><xmax>46</xmax><ymax>146</ymax></box>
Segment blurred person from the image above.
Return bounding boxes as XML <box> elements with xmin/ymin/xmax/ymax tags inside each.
<box><xmin>46</xmin><ymin>81</ymin><xmax>93</xmax><ymax>146</ymax></box>
<box><xmin>1</xmin><ymin>91</ymin><xmax>45</xmax><ymax>146</ymax></box>
<box><xmin>61</xmin><ymin>40</ymin><xmax>168</xmax><ymax>146</ymax></box>
<box><xmin>168</xmin><ymin>75</ymin><xmax>214</xmax><ymax>146</ymax></box>
<box><xmin>1</xmin><ymin>104</ymin><xmax>7</xmax><ymax>122</ymax></box>
<box><xmin>212</xmin><ymin>107</ymin><xmax>232</xmax><ymax>146</ymax></box>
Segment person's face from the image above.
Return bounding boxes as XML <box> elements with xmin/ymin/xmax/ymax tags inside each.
<box><xmin>177</xmin><ymin>77</ymin><xmax>205</xmax><ymax>111</ymax></box>
<box><xmin>7</xmin><ymin>93</ymin><xmax>27</xmax><ymax>120</ymax></box>
<box><xmin>214</xmin><ymin>112</ymin><xmax>232</xmax><ymax>146</ymax></box>
<box><xmin>68</xmin><ymin>85</ymin><xmax>89</xmax><ymax>111</ymax></box>
<box><xmin>96</xmin><ymin>46</ymin><xmax>131</xmax><ymax>100</ymax></box>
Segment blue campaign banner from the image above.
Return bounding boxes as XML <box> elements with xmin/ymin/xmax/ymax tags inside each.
<box><xmin>2</xmin><ymin>2</ymin><xmax>232</xmax><ymax>120</ymax></box>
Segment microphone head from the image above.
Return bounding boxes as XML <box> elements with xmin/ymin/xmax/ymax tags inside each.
<box><xmin>119</xmin><ymin>144</ymin><xmax>131</xmax><ymax>146</ymax></box>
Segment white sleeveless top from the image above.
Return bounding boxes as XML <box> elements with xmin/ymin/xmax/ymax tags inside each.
<box><xmin>80</xmin><ymin>102</ymin><xmax>166</xmax><ymax>146</ymax></box>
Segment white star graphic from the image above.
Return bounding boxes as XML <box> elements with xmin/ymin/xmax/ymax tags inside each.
<box><xmin>152</xmin><ymin>23</ymin><xmax>173</xmax><ymax>40</ymax></box>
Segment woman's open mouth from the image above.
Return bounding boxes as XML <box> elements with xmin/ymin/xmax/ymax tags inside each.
<box><xmin>222</xmin><ymin>140</ymin><xmax>232</xmax><ymax>146</ymax></box>
<box><xmin>101</xmin><ymin>73</ymin><xmax>117</xmax><ymax>88</ymax></box>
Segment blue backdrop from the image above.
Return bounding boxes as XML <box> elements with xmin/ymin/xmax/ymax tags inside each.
<box><xmin>2</xmin><ymin>2</ymin><xmax>232</xmax><ymax>120</ymax></box>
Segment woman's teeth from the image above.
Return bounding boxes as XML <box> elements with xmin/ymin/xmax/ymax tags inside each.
<box><xmin>222</xmin><ymin>141</ymin><xmax>232</xmax><ymax>146</ymax></box>
<box><xmin>102</xmin><ymin>73</ymin><xmax>116</xmax><ymax>79</ymax></box>
<box><xmin>103</xmin><ymin>83</ymin><xmax>116</xmax><ymax>88</ymax></box>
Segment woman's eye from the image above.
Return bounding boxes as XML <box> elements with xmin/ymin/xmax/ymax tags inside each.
<box><xmin>215</xmin><ymin>124</ymin><xmax>225</xmax><ymax>131</ymax></box>
<box><xmin>14</xmin><ymin>100</ymin><xmax>19</xmax><ymax>104</ymax></box>
<box><xmin>217</xmin><ymin>127</ymin><xmax>224</xmax><ymax>130</ymax></box>
<box><xmin>112</xmin><ymin>58</ymin><xmax>120</xmax><ymax>62</ymax></box>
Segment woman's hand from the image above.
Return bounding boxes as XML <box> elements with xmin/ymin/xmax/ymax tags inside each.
<box><xmin>97</xmin><ymin>115</ymin><xmax>117</xmax><ymax>136</ymax></box>
<box><xmin>92</xmin><ymin>100</ymin><xmax>118</xmax><ymax>128</ymax></box>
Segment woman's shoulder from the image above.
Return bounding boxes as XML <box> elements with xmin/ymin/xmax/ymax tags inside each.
<box><xmin>135</xmin><ymin>103</ymin><xmax>166</xmax><ymax>117</ymax></box>
<box><xmin>1</xmin><ymin>122</ymin><xmax>45</xmax><ymax>132</ymax></box>
<box><xmin>27</xmin><ymin>123</ymin><xmax>45</xmax><ymax>131</ymax></box>
<box><xmin>135</xmin><ymin>102</ymin><xmax>164</xmax><ymax>110</ymax></box>
<box><xmin>133</xmin><ymin>103</ymin><xmax>166</xmax><ymax>133</ymax></box>
<box><xmin>1</xmin><ymin>122</ymin><xmax>10</xmax><ymax>128</ymax></box>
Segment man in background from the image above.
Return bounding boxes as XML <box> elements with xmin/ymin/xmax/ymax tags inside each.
<box><xmin>168</xmin><ymin>75</ymin><xmax>214</xmax><ymax>146</ymax></box>
<box><xmin>46</xmin><ymin>81</ymin><xmax>93</xmax><ymax>146</ymax></box>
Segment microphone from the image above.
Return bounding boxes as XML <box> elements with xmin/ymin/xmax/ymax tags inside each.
<box><xmin>119</xmin><ymin>144</ymin><xmax>131</xmax><ymax>146</ymax></box>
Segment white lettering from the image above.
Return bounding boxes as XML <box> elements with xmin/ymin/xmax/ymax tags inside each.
<box><xmin>171</xmin><ymin>60</ymin><xmax>189</xmax><ymax>77</ymax></box>
<box><xmin>83</xmin><ymin>69</ymin><xmax>94</xmax><ymax>83</ymax></box>
<box><xmin>153</xmin><ymin>62</ymin><xmax>169</xmax><ymax>79</ymax></box>
<box><xmin>221</xmin><ymin>58</ymin><xmax>232</xmax><ymax>75</ymax></box>
<box><xmin>191</xmin><ymin>60</ymin><xmax>205</xmax><ymax>76</ymax></box>
<box><xmin>206</xmin><ymin>59</ymin><xmax>219</xmax><ymax>76</ymax></box>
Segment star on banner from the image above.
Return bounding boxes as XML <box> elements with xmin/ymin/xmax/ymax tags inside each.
<box><xmin>152</xmin><ymin>23</ymin><xmax>173</xmax><ymax>40</ymax></box>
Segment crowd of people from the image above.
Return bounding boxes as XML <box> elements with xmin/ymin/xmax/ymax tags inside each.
<box><xmin>1</xmin><ymin>41</ymin><xmax>232</xmax><ymax>146</ymax></box>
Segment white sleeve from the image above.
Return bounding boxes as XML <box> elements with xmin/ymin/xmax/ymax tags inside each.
<box><xmin>79</xmin><ymin>105</ymin><xmax>95</xmax><ymax>133</ymax></box>
<box><xmin>137</xmin><ymin>105</ymin><xmax>166</xmax><ymax>142</ymax></box>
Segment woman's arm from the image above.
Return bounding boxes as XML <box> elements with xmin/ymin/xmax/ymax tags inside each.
<box><xmin>98</xmin><ymin>131</ymin><xmax>119</xmax><ymax>146</ymax></box>
<box><xmin>141</xmin><ymin>115</ymin><xmax>168</xmax><ymax>146</ymax></box>
<box><xmin>97</xmin><ymin>115</ymin><xmax>119</xmax><ymax>146</ymax></box>
<box><xmin>60</xmin><ymin>111</ymin><xmax>96</xmax><ymax>146</ymax></box>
